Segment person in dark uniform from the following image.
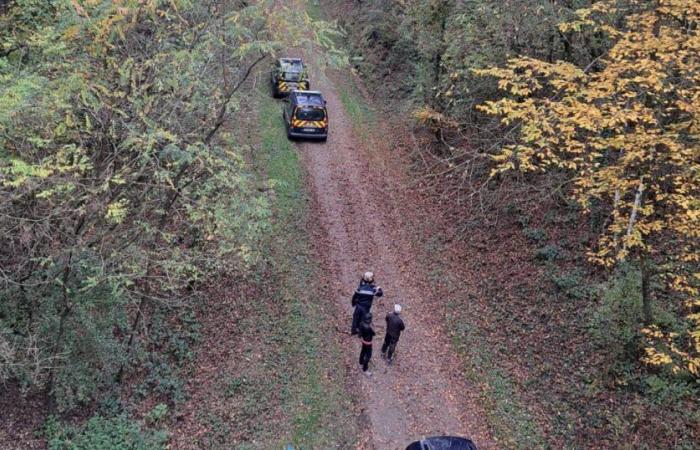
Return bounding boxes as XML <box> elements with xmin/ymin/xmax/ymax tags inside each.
<box><xmin>358</xmin><ymin>312</ymin><xmax>375</xmax><ymax>376</ymax></box>
<box><xmin>382</xmin><ymin>304</ymin><xmax>405</xmax><ymax>364</ymax></box>
<box><xmin>351</xmin><ymin>271</ymin><xmax>383</xmax><ymax>335</ymax></box>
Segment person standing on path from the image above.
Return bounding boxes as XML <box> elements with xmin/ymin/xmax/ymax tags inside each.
<box><xmin>382</xmin><ymin>304</ymin><xmax>405</xmax><ymax>364</ymax></box>
<box><xmin>358</xmin><ymin>312</ymin><xmax>376</xmax><ymax>376</ymax></box>
<box><xmin>350</xmin><ymin>271</ymin><xmax>383</xmax><ymax>335</ymax></box>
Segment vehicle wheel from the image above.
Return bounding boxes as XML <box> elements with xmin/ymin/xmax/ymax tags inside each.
<box><xmin>286</xmin><ymin>126</ymin><xmax>293</xmax><ymax>140</ymax></box>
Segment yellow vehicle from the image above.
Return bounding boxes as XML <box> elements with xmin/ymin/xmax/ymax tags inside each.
<box><xmin>271</xmin><ymin>57</ymin><xmax>310</xmax><ymax>98</ymax></box>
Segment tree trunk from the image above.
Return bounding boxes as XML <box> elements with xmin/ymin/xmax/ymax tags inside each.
<box><xmin>640</xmin><ymin>256</ymin><xmax>653</xmax><ymax>325</ymax></box>
<box><xmin>430</xmin><ymin>2</ymin><xmax>449</xmax><ymax>109</ymax></box>
<box><xmin>46</xmin><ymin>253</ymin><xmax>75</xmax><ymax>413</ymax></box>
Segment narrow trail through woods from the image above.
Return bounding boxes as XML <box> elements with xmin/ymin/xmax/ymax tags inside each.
<box><xmin>296</xmin><ymin>51</ymin><xmax>494</xmax><ymax>449</ymax></box>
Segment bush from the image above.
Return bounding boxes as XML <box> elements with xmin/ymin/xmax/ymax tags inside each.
<box><xmin>550</xmin><ymin>269</ymin><xmax>592</xmax><ymax>300</ymax></box>
<box><xmin>523</xmin><ymin>227</ymin><xmax>547</xmax><ymax>244</ymax></box>
<box><xmin>145</xmin><ymin>404</ymin><xmax>169</xmax><ymax>426</ymax></box>
<box><xmin>45</xmin><ymin>414</ymin><xmax>168</xmax><ymax>450</ymax></box>
<box><xmin>589</xmin><ymin>266</ymin><xmax>643</xmax><ymax>372</ymax></box>
<box><xmin>534</xmin><ymin>245</ymin><xmax>561</xmax><ymax>262</ymax></box>
<box><xmin>643</xmin><ymin>375</ymin><xmax>693</xmax><ymax>406</ymax></box>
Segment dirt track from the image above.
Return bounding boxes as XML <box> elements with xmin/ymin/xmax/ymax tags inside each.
<box><xmin>297</xmin><ymin>59</ymin><xmax>494</xmax><ymax>449</ymax></box>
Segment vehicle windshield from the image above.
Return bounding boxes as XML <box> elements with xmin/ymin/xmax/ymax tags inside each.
<box><xmin>282</xmin><ymin>71</ymin><xmax>301</xmax><ymax>81</ymax></box>
<box><xmin>295</xmin><ymin>107</ymin><xmax>325</xmax><ymax>121</ymax></box>
<box><xmin>280</xmin><ymin>60</ymin><xmax>304</xmax><ymax>75</ymax></box>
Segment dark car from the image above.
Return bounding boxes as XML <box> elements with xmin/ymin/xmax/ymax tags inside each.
<box><xmin>406</xmin><ymin>436</ymin><xmax>478</xmax><ymax>450</ymax></box>
<box><xmin>271</xmin><ymin>57</ymin><xmax>310</xmax><ymax>98</ymax></box>
<box><xmin>282</xmin><ymin>90</ymin><xmax>328</xmax><ymax>141</ymax></box>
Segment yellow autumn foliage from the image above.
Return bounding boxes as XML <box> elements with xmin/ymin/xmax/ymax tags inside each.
<box><xmin>414</xmin><ymin>106</ymin><xmax>459</xmax><ymax>129</ymax></box>
<box><xmin>476</xmin><ymin>0</ymin><xmax>700</xmax><ymax>377</ymax></box>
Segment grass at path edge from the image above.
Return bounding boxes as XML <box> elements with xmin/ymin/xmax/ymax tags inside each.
<box><xmin>256</xmin><ymin>89</ymin><xmax>359</xmax><ymax>448</ymax></box>
<box><xmin>318</xmin><ymin>23</ymin><xmax>546</xmax><ymax>447</ymax></box>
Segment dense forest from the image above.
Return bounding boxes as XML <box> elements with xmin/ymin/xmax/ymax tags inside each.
<box><xmin>0</xmin><ymin>0</ymin><xmax>344</xmax><ymax>447</ymax></box>
<box><xmin>331</xmin><ymin>0</ymin><xmax>699</xmax><ymax>447</ymax></box>
<box><xmin>1</xmin><ymin>0</ymin><xmax>698</xmax><ymax>448</ymax></box>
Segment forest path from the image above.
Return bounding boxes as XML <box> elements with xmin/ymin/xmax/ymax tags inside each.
<box><xmin>291</xmin><ymin>20</ymin><xmax>495</xmax><ymax>450</ymax></box>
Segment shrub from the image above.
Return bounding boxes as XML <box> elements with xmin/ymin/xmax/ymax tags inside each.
<box><xmin>643</xmin><ymin>375</ymin><xmax>693</xmax><ymax>406</ymax></box>
<box><xmin>45</xmin><ymin>414</ymin><xmax>167</xmax><ymax>450</ymax></box>
<box><xmin>145</xmin><ymin>404</ymin><xmax>169</xmax><ymax>426</ymax></box>
<box><xmin>523</xmin><ymin>227</ymin><xmax>547</xmax><ymax>244</ymax></box>
<box><xmin>534</xmin><ymin>245</ymin><xmax>561</xmax><ymax>262</ymax></box>
<box><xmin>589</xmin><ymin>266</ymin><xmax>643</xmax><ymax>372</ymax></box>
<box><xmin>550</xmin><ymin>269</ymin><xmax>592</xmax><ymax>300</ymax></box>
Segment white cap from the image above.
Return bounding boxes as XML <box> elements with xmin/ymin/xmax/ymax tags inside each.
<box><xmin>363</xmin><ymin>271</ymin><xmax>374</xmax><ymax>282</ymax></box>
<box><xmin>394</xmin><ymin>304</ymin><xmax>402</xmax><ymax>314</ymax></box>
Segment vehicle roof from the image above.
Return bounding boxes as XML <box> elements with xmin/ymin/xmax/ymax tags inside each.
<box><xmin>290</xmin><ymin>90</ymin><xmax>325</xmax><ymax>107</ymax></box>
<box><xmin>405</xmin><ymin>436</ymin><xmax>477</xmax><ymax>450</ymax></box>
<box><xmin>279</xmin><ymin>58</ymin><xmax>304</xmax><ymax>72</ymax></box>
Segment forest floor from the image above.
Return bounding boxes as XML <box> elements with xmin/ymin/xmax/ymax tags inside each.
<box><xmin>309</xmin><ymin>2</ymin><xmax>699</xmax><ymax>449</ymax></box>
<box><xmin>245</xmin><ymin>2</ymin><xmax>496</xmax><ymax>446</ymax></box>
<box><xmin>3</xmin><ymin>2</ymin><xmax>697</xmax><ymax>450</ymax></box>
<box><xmin>291</xmin><ymin>52</ymin><xmax>495</xmax><ymax>448</ymax></box>
<box><xmin>169</xmin><ymin>31</ymin><xmax>495</xmax><ymax>450</ymax></box>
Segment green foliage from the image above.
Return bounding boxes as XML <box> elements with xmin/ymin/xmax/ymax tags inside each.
<box><xmin>45</xmin><ymin>414</ymin><xmax>167</xmax><ymax>450</ymax></box>
<box><xmin>643</xmin><ymin>375</ymin><xmax>693</xmax><ymax>407</ymax></box>
<box><xmin>341</xmin><ymin>0</ymin><xmax>594</xmax><ymax>116</ymax></box>
<box><xmin>534</xmin><ymin>244</ymin><xmax>561</xmax><ymax>262</ymax></box>
<box><xmin>589</xmin><ymin>266</ymin><xmax>644</xmax><ymax>370</ymax></box>
<box><xmin>144</xmin><ymin>404</ymin><xmax>169</xmax><ymax>426</ymax></box>
<box><xmin>0</xmin><ymin>0</ymin><xmax>343</xmax><ymax>415</ymax></box>
<box><xmin>522</xmin><ymin>227</ymin><xmax>547</xmax><ymax>244</ymax></box>
<box><xmin>550</xmin><ymin>269</ymin><xmax>592</xmax><ymax>300</ymax></box>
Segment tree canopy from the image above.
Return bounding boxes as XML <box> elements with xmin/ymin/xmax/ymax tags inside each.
<box><xmin>475</xmin><ymin>0</ymin><xmax>700</xmax><ymax>377</ymax></box>
<box><xmin>0</xmin><ymin>0</ymin><xmax>340</xmax><ymax>412</ymax></box>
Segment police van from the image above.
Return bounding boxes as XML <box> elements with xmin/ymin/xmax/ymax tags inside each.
<box><xmin>283</xmin><ymin>90</ymin><xmax>328</xmax><ymax>141</ymax></box>
<box><xmin>271</xmin><ymin>58</ymin><xmax>310</xmax><ymax>98</ymax></box>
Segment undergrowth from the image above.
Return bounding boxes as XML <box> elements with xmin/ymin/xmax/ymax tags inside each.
<box><xmin>329</xmin><ymin>57</ymin><xmax>546</xmax><ymax>447</ymax></box>
<box><xmin>439</xmin><ymin>268</ymin><xmax>546</xmax><ymax>449</ymax></box>
<box><xmin>44</xmin><ymin>411</ymin><xmax>168</xmax><ymax>450</ymax></box>
<box><xmin>336</xmin><ymin>80</ymin><xmax>375</xmax><ymax>133</ymax></box>
<box><xmin>193</xmin><ymin>86</ymin><xmax>359</xmax><ymax>449</ymax></box>
<box><xmin>259</xmin><ymin>86</ymin><xmax>357</xmax><ymax>447</ymax></box>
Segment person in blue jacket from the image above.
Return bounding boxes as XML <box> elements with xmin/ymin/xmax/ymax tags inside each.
<box><xmin>350</xmin><ymin>271</ymin><xmax>383</xmax><ymax>335</ymax></box>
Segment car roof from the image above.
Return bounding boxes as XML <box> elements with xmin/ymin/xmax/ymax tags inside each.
<box><xmin>279</xmin><ymin>58</ymin><xmax>304</xmax><ymax>70</ymax></box>
<box><xmin>291</xmin><ymin>90</ymin><xmax>325</xmax><ymax>106</ymax></box>
<box><xmin>405</xmin><ymin>436</ymin><xmax>477</xmax><ymax>450</ymax></box>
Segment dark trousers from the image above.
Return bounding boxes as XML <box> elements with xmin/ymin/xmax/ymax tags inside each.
<box><xmin>359</xmin><ymin>344</ymin><xmax>372</xmax><ymax>371</ymax></box>
<box><xmin>351</xmin><ymin>305</ymin><xmax>368</xmax><ymax>334</ymax></box>
<box><xmin>381</xmin><ymin>334</ymin><xmax>399</xmax><ymax>360</ymax></box>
